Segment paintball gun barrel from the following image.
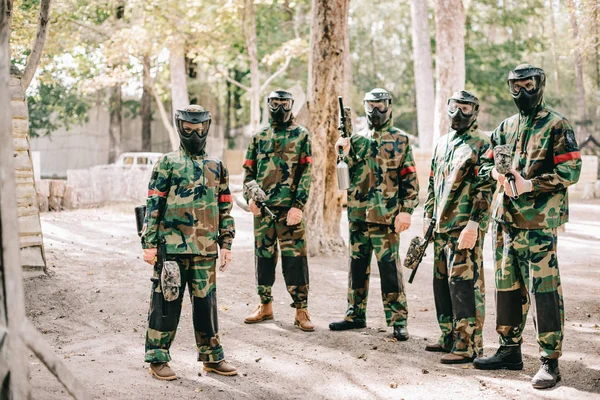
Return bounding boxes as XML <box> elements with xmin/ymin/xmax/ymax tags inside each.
<box><xmin>245</xmin><ymin>180</ymin><xmax>276</xmax><ymax>219</ymax></box>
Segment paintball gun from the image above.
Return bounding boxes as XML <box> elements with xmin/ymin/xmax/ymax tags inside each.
<box><xmin>493</xmin><ymin>144</ymin><xmax>519</xmax><ymax>199</ymax></box>
<box><xmin>404</xmin><ymin>217</ymin><xmax>436</xmax><ymax>284</ymax></box>
<box><xmin>135</xmin><ymin>205</ymin><xmax>178</xmax><ymax>318</ymax></box>
<box><xmin>336</xmin><ymin>96</ymin><xmax>352</xmax><ymax>190</ymax></box>
<box><xmin>245</xmin><ymin>180</ymin><xmax>276</xmax><ymax>219</ymax></box>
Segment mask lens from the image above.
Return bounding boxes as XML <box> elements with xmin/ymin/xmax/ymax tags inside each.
<box><xmin>182</xmin><ymin>122</ymin><xmax>207</xmax><ymax>136</ymax></box>
<box><xmin>269</xmin><ymin>98</ymin><xmax>292</xmax><ymax>111</ymax></box>
<box><xmin>509</xmin><ymin>78</ymin><xmax>537</xmax><ymax>95</ymax></box>
<box><xmin>447</xmin><ymin>100</ymin><xmax>473</xmax><ymax>115</ymax></box>
<box><xmin>365</xmin><ymin>100</ymin><xmax>388</xmax><ymax>112</ymax></box>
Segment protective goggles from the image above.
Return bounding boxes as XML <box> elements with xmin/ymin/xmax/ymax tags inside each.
<box><xmin>364</xmin><ymin>100</ymin><xmax>390</xmax><ymax>112</ymax></box>
<box><xmin>180</xmin><ymin>121</ymin><xmax>209</xmax><ymax>137</ymax></box>
<box><xmin>268</xmin><ymin>98</ymin><xmax>293</xmax><ymax>111</ymax></box>
<box><xmin>508</xmin><ymin>77</ymin><xmax>540</xmax><ymax>96</ymax></box>
<box><xmin>447</xmin><ymin>99</ymin><xmax>474</xmax><ymax>115</ymax></box>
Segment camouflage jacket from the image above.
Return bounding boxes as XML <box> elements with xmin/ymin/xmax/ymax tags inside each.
<box><xmin>346</xmin><ymin>120</ymin><xmax>420</xmax><ymax>225</ymax></box>
<box><xmin>243</xmin><ymin>122</ymin><xmax>312</xmax><ymax>210</ymax></box>
<box><xmin>424</xmin><ymin>124</ymin><xmax>494</xmax><ymax>233</ymax></box>
<box><xmin>141</xmin><ymin>148</ymin><xmax>235</xmax><ymax>257</ymax></box>
<box><xmin>479</xmin><ymin>103</ymin><xmax>582</xmax><ymax>229</ymax></box>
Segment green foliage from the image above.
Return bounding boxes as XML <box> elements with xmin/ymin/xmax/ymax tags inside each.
<box><xmin>27</xmin><ymin>82</ymin><xmax>91</xmax><ymax>137</ymax></box>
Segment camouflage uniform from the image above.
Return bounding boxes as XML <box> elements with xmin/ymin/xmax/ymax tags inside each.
<box><xmin>479</xmin><ymin>103</ymin><xmax>582</xmax><ymax>359</ymax></box>
<box><xmin>343</xmin><ymin>119</ymin><xmax>419</xmax><ymax>327</ymax></box>
<box><xmin>424</xmin><ymin>124</ymin><xmax>494</xmax><ymax>358</ymax></box>
<box><xmin>142</xmin><ymin>149</ymin><xmax>235</xmax><ymax>363</ymax></box>
<box><xmin>243</xmin><ymin>122</ymin><xmax>312</xmax><ymax>308</ymax></box>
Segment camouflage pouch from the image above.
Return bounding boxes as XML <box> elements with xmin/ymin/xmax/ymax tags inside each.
<box><xmin>404</xmin><ymin>236</ymin><xmax>427</xmax><ymax>270</ymax></box>
<box><xmin>161</xmin><ymin>261</ymin><xmax>181</xmax><ymax>302</ymax></box>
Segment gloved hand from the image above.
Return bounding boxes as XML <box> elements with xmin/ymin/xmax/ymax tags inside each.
<box><xmin>458</xmin><ymin>220</ymin><xmax>479</xmax><ymax>250</ymax></box>
<box><xmin>143</xmin><ymin>248</ymin><xmax>157</xmax><ymax>265</ymax></box>
<box><xmin>491</xmin><ymin>167</ymin><xmax>506</xmax><ymax>185</ymax></box>
<box><xmin>423</xmin><ymin>218</ymin><xmax>431</xmax><ymax>236</ymax></box>
<box><xmin>219</xmin><ymin>249</ymin><xmax>232</xmax><ymax>272</ymax></box>
<box><xmin>394</xmin><ymin>212</ymin><xmax>411</xmax><ymax>234</ymax></box>
<box><xmin>286</xmin><ymin>207</ymin><xmax>303</xmax><ymax>226</ymax></box>
<box><xmin>248</xmin><ymin>199</ymin><xmax>261</xmax><ymax>216</ymax></box>
<box><xmin>504</xmin><ymin>169</ymin><xmax>533</xmax><ymax>197</ymax></box>
<box><xmin>336</xmin><ymin>137</ymin><xmax>350</xmax><ymax>156</ymax></box>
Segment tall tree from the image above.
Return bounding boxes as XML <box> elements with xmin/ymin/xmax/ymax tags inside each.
<box><xmin>21</xmin><ymin>0</ymin><xmax>51</xmax><ymax>91</ymax></box>
<box><xmin>141</xmin><ymin>54</ymin><xmax>152</xmax><ymax>151</ymax></box>
<box><xmin>305</xmin><ymin>0</ymin><xmax>350</xmax><ymax>255</ymax></box>
<box><xmin>169</xmin><ymin>40</ymin><xmax>190</xmax><ymax>115</ymax></box>
<box><xmin>565</xmin><ymin>0</ymin><xmax>588</xmax><ymax>141</ymax></box>
<box><xmin>410</xmin><ymin>0</ymin><xmax>435</xmax><ymax>149</ymax></box>
<box><xmin>433</xmin><ymin>0</ymin><xmax>465</xmax><ymax>140</ymax></box>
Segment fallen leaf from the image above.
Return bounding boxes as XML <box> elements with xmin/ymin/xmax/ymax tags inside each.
<box><xmin>390</xmin><ymin>382</ymin><xmax>398</xmax><ymax>389</ymax></box>
<box><xmin>384</xmin><ymin>338</ymin><xmax>397</xmax><ymax>343</ymax></box>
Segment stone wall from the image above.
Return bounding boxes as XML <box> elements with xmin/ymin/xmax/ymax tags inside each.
<box><xmin>66</xmin><ymin>165</ymin><xmax>153</xmax><ymax>208</ymax></box>
<box><xmin>11</xmin><ymin>68</ymin><xmax>45</xmax><ymax>270</ymax></box>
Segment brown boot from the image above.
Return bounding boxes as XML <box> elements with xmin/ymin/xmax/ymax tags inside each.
<box><xmin>440</xmin><ymin>353</ymin><xmax>475</xmax><ymax>364</ymax></box>
<box><xmin>203</xmin><ymin>360</ymin><xmax>238</xmax><ymax>376</ymax></box>
<box><xmin>294</xmin><ymin>308</ymin><xmax>315</xmax><ymax>332</ymax></box>
<box><xmin>425</xmin><ymin>343</ymin><xmax>450</xmax><ymax>353</ymax></box>
<box><xmin>244</xmin><ymin>302</ymin><xmax>274</xmax><ymax>324</ymax></box>
<box><xmin>149</xmin><ymin>362</ymin><xmax>177</xmax><ymax>381</ymax></box>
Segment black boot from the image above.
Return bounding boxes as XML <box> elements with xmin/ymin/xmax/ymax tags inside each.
<box><xmin>531</xmin><ymin>357</ymin><xmax>561</xmax><ymax>389</ymax></box>
<box><xmin>473</xmin><ymin>345</ymin><xmax>523</xmax><ymax>370</ymax></box>
<box><xmin>393</xmin><ymin>326</ymin><xmax>409</xmax><ymax>341</ymax></box>
<box><xmin>329</xmin><ymin>319</ymin><xmax>366</xmax><ymax>331</ymax></box>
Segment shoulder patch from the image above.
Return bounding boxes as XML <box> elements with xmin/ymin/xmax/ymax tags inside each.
<box><xmin>563</xmin><ymin>129</ymin><xmax>578</xmax><ymax>152</ymax></box>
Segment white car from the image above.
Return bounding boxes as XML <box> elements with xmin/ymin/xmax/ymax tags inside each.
<box><xmin>115</xmin><ymin>152</ymin><xmax>163</xmax><ymax>166</ymax></box>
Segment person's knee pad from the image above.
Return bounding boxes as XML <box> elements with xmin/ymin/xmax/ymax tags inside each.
<box><xmin>433</xmin><ymin>278</ymin><xmax>453</xmax><ymax>318</ymax></box>
<box><xmin>281</xmin><ymin>256</ymin><xmax>309</xmax><ymax>286</ymax></box>
<box><xmin>256</xmin><ymin>257</ymin><xmax>277</xmax><ymax>286</ymax></box>
<box><xmin>496</xmin><ymin>288</ymin><xmax>524</xmax><ymax>327</ymax></box>
<box><xmin>449</xmin><ymin>279</ymin><xmax>475</xmax><ymax>319</ymax></box>
<box><xmin>534</xmin><ymin>290</ymin><xmax>561</xmax><ymax>333</ymax></box>
<box><xmin>378</xmin><ymin>261</ymin><xmax>400</xmax><ymax>294</ymax></box>
<box><xmin>349</xmin><ymin>258</ymin><xmax>370</xmax><ymax>289</ymax></box>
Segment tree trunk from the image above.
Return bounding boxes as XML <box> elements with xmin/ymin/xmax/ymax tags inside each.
<box><xmin>410</xmin><ymin>0</ymin><xmax>435</xmax><ymax>149</ymax></box>
<box><xmin>433</xmin><ymin>0</ymin><xmax>465</xmax><ymax>140</ymax></box>
<box><xmin>566</xmin><ymin>0</ymin><xmax>588</xmax><ymax>142</ymax></box>
<box><xmin>141</xmin><ymin>55</ymin><xmax>152</xmax><ymax>151</ymax></box>
<box><xmin>243</xmin><ymin>0</ymin><xmax>261</xmax><ymax>132</ymax></box>
<box><xmin>305</xmin><ymin>0</ymin><xmax>350</xmax><ymax>256</ymax></box>
<box><xmin>169</xmin><ymin>41</ymin><xmax>190</xmax><ymax>113</ymax></box>
<box><xmin>548</xmin><ymin>0</ymin><xmax>561</xmax><ymax>94</ymax></box>
<box><xmin>21</xmin><ymin>0</ymin><xmax>51</xmax><ymax>92</ymax></box>
<box><xmin>108</xmin><ymin>84</ymin><xmax>122</xmax><ymax>163</ymax></box>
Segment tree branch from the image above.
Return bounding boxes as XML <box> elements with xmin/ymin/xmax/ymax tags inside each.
<box><xmin>144</xmin><ymin>60</ymin><xmax>178</xmax><ymax>151</ymax></box>
<box><xmin>67</xmin><ymin>18</ymin><xmax>109</xmax><ymax>38</ymax></box>
<box><xmin>21</xmin><ymin>0</ymin><xmax>52</xmax><ymax>91</ymax></box>
<box><xmin>260</xmin><ymin>55</ymin><xmax>292</xmax><ymax>93</ymax></box>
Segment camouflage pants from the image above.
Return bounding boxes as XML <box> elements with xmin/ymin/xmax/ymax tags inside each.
<box><xmin>493</xmin><ymin>222</ymin><xmax>563</xmax><ymax>359</ymax></box>
<box><xmin>145</xmin><ymin>255</ymin><xmax>224</xmax><ymax>363</ymax></box>
<box><xmin>433</xmin><ymin>229</ymin><xmax>486</xmax><ymax>358</ymax></box>
<box><xmin>345</xmin><ymin>222</ymin><xmax>408</xmax><ymax>327</ymax></box>
<box><xmin>254</xmin><ymin>207</ymin><xmax>309</xmax><ymax>309</ymax></box>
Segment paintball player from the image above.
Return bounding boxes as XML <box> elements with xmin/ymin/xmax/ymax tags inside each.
<box><xmin>141</xmin><ymin>105</ymin><xmax>237</xmax><ymax>380</ymax></box>
<box><xmin>422</xmin><ymin>90</ymin><xmax>493</xmax><ymax>364</ymax></box>
<box><xmin>474</xmin><ymin>65</ymin><xmax>582</xmax><ymax>389</ymax></box>
<box><xmin>242</xmin><ymin>90</ymin><xmax>314</xmax><ymax>332</ymax></box>
<box><xmin>330</xmin><ymin>88</ymin><xmax>419</xmax><ymax>341</ymax></box>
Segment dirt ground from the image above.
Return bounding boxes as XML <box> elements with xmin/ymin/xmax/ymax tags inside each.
<box><xmin>24</xmin><ymin>200</ymin><xmax>600</xmax><ymax>400</ymax></box>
